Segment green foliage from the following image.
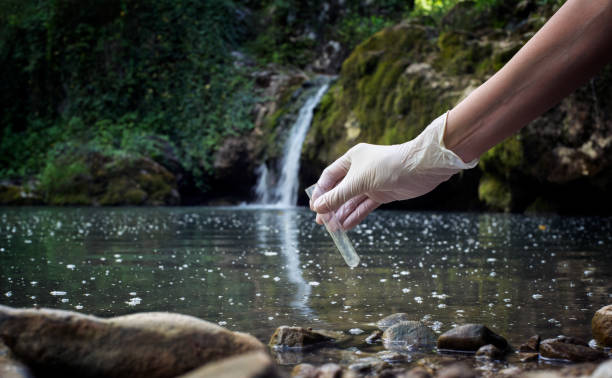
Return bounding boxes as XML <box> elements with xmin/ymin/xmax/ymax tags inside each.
<box><xmin>39</xmin><ymin>157</ymin><xmax>91</xmax><ymax>205</ymax></box>
<box><xmin>1</xmin><ymin>0</ymin><xmax>256</xmax><ymax>191</ymax></box>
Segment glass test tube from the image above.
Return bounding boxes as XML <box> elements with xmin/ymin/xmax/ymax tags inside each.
<box><xmin>305</xmin><ymin>184</ymin><xmax>360</xmax><ymax>268</ymax></box>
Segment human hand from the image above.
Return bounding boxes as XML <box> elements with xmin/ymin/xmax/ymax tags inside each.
<box><xmin>309</xmin><ymin>112</ymin><xmax>478</xmax><ymax>229</ymax></box>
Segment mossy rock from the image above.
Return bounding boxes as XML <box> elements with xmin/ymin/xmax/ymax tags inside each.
<box><xmin>0</xmin><ymin>183</ymin><xmax>42</xmax><ymax>205</ymax></box>
<box><xmin>39</xmin><ymin>151</ymin><xmax>179</xmax><ymax>206</ymax></box>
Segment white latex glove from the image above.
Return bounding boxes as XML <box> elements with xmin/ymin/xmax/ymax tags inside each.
<box><xmin>310</xmin><ymin>112</ymin><xmax>478</xmax><ymax>229</ymax></box>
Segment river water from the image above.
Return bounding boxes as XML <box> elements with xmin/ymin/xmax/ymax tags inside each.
<box><xmin>1</xmin><ymin>207</ymin><xmax>610</xmax><ymax>366</ymax></box>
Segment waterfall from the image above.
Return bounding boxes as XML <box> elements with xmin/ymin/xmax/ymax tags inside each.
<box><xmin>254</xmin><ymin>78</ymin><xmax>330</xmax><ymax>207</ymax></box>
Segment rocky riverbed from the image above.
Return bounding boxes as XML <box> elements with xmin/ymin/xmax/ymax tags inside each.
<box><xmin>1</xmin><ymin>304</ymin><xmax>610</xmax><ymax>378</ymax></box>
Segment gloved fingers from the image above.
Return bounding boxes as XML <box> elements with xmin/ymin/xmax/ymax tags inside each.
<box><xmin>335</xmin><ymin>194</ymin><xmax>368</xmax><ymax>226</ymax></box>
<box><xmin>342</xmin><ymin>197</ymin><xmax>380</xmax><ymax>230</ymax></box>
<box><xmin>310</xmin><ymin>153</ymin><xmax>351</xmax><ymax>210</ymax></box>
<box><xmin>313</xmin><ymin>173</ymin><xmax>362</xmax><ymax>214</ymax></box>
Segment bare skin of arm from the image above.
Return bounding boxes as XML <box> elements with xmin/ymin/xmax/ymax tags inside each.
<box><xmin>445</xmin><ymin>0</ymin><xmax>612</xmax><ymax>162</ymax></box>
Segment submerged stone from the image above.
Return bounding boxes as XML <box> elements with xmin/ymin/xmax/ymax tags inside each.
<box><xmin>592</xmin><ymin>304</ymin><xmax>612</xmax><ymax>347</ymax></box>
<box><xmin>382</xmin><ymin>321</ymin><xmax>436</xmax><ymax>351</ymax></box>
<box><xmin>0</xmin><ymin>305</ymin><xmax>264</xmax><ymax>378</ymax></box>
<box><xmin>377</xmin><ymin>313</ymin><xmax>411</xmax><ymax>330</ymax></box>
<box><xmin>269</xmin><ymin>326</ymin><xmax>336</xmax><ymax>349</ymax></box>
<box><xmin>436</xmin><ymin>362</ymin><xmax>477</xmax><ymax>378</ymax></box>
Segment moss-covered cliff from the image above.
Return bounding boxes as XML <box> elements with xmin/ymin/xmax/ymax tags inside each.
<box><xmin>301</xmin><ymin>0</ymin><xmax>612</xmax><ymax>214</ymax></box>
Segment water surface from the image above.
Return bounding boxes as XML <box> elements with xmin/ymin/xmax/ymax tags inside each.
<box><xmin>1</xmin><ymin>207</ymin><xmax>610</xmax><ymax>364</ymax></box>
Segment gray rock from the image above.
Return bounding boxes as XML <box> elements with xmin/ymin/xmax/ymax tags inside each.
<box><xmin>269</xmin><ymin>326</ymin><xmax>337</xmax><ymax>349</ymax></box>
<box><xmin>592</xmin><ymin>304</ymin><xmax>612</xmax><ymax>347</ymax></box>
<box><xmin>0</xmin><ymin>305</ymin><xmax>264</xmax><ymax>378</ymax></box>
<box><xmin>376</xmin><ymin>351</ymin><xmax>408</xmax><ymax>363</ymax></box>
<box><xmin>437</xmin><ymin>324</ymin><xmax>508</xmax><ymax>352</ymax></box>
<box><xmin>518</xmin><ymin>335</ymin><xmax>540</xmax><ymax>352</ymax></box>
<box><xmin>177</xmin><ymin>351</ymin><xmax>284</xmax><ymax>378</ymax></box>
<box><xmin>0</xmin><ymin>341</ymin><xmax>33</xmax><ymax>378</ymax></box>
<box><xmin>377</xmin><ymin>313</ymin><xmax>411</xmax><ymax>330</ymax></box>
<box><xmin>382</xmin><ymin>321</ymin><xmax>436</xmax><ymax>351</ymax></box>
<box><xmin>539</xmin><ymin>337</ymin><xmax>606</xmax><ymax>362</ymax></box>
<box><xmin>592</xmin><ymin>359</ymin><xmax>612</xmax><ymax>378</ymax></box>
<box><xmin>475</xmin><ymin>344</ymin><xmax>504</xmax><ymax>360</ymax></box>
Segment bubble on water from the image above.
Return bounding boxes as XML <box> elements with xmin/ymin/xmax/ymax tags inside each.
<box><xmin>129</xmin><ymin>292</ymin><xmax>137</xmax><ymax>296</ymax></box>
<box><xmin>263</xmin><ymin>251</ymin><xmax>278</xmax><ymax>256</ymax></box>
<box><xmin>402</xmin><ymin>288</ymin><xmax>410</xmax><ymax>293</ymax></box>
<box><xmin>273</xmin><ymin>277</ymin><xmax>280</xmax><ymax>282</ymax></box>
<box><xmin>308</xmin><ymin>281</ymin><xmax>320</xmax><ymax>286</ymax></box>
<box><xmin>380</xmin><ymin>279</ymin><xmax>387</xmax><ymax>283</ymax></box>
<box><xmin>75</xmin><ymin>305</ymin><xmax>83</xmax><ymax>310</ymax></box>
<box><xmin>584</xmin><ymin>270</ymin><xmax>594</xmax><ymax>276</ymax></box>
<box><xmin>61</xmin><ymin>298</ymin><xmax>69</xmax><ymax>303</ymax></box>
<box><xmin>66</xmin><ymin>264</ymin><xmax>75</xmax><ymax>270</ymax></box>
<box><xmin>4</xmin><ymin>291</ymin><xmax>11</xmax><ymax>297</ymax></box>
<box><xmin>400</xmin><ymin>271</ymin><xmax>410</xmax><ymax>276</ymax></box>
<box><xmin>349</xmin><ymin>328</ymin><xmax>364</xmax><ymax>335</ymax></box>
<box><xmin>262</xmin><ymin>275</ymin><xmax>270</xmax><ymax>279</ymax></box>
<box><xmin>126</xmin><ymin>297</ymin><xmax>142</xmax><ymax>306</ymax></box>
<box><xmin>30</xmin><ymin>281</ymin><xmax>38</xmax><ymax>286</ymax></box>
<box><xmin>414</xmin><ymin>296</ymin><xmax>423</xmax><ymax>304</ymax></box>
<box><xmin>268</xmin><ymin>316</ymin><xmax>274</xmax><ymax>320</ymax></box>
<box><xmin>532</xmin><ymin>294</ymin><xmax>543</xmax><ymax>300</ymax></box>
<box><xmin>50</xmin><ymin>291</ymin><xmax>67</xmax><ymax>296</ymax></box>
<box><xmin>218</xmin><ymin>321</ymin><xmax>227</xmax><ymax>326</ymax></box>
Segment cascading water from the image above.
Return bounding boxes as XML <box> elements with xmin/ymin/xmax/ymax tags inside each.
<box><xmin>254</xmin><ymin>77</ymin><xmax>331</xmax><ymax>207</ymax></box>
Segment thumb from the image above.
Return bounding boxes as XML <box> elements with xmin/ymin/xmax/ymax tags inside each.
<box><xmin>313</xmin><ymin>174</ymin><xmax>361</xmax><ymax>214</ymax></box>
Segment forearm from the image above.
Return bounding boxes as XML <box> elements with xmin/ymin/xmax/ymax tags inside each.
<box><xmin>444</xmin><ymin>0</ymin><xmax>612</xmax><ymax>162</ymax></box>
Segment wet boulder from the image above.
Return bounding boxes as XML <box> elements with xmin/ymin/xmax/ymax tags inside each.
<box><xmin>0</xmin><ymin>305</ymin><xmax>264</xmax><ymax>378</ymax></box>
<box><xmin>382</xmin><ymin>321</ymin><xmax>437</xmax><ymax>351</ymax></box>
<box><xmin>177</xmin><ymin>351</ymin><xmax>284</xmax><ymax>378</ymax></box>
<box><xmin>376</xmin><ymin>313</ymin><xmax>411</xmax><ymax>330</ymax></box>
<box><xmin>437</xmin><ymin>324</ymin><xmax>508</xmax><ymax>352</ymax></box>
<box><xmin>592</xmin><ymin>304</ymin><xmax>612</xmax><ymax>347</ymax></box>
<box><xmin>269</xmin><ymin>326</ymin><xmax>337</xmax><ymax>349</ymax></box>
<box><xmin>539</xmin><ymin>336</ymin><xmax>607</xmax><ymax>362</ymax></box>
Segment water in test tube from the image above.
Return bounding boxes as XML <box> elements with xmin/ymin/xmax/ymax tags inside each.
<box><xmin>305</xmin><ymin>184</ymin><xmax>360</xmax><ymax>268</ymax></box>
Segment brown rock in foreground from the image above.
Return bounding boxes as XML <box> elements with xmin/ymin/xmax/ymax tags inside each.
<box><xmin>177</xmin><ymin>351</ymin><xmax>284</xmax><ymax>378</ymax></box>
<box><xmin>592</xmin><ymin>304</ymin><xmax>612</xmax><ymax>347</ymax></box>
<box><xmin>0</xmin><ymin>305</ymin><xmax>264</xmax><ymax>378</ymax></box>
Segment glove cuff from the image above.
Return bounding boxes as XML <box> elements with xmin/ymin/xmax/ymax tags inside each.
<box><xmin>435</xmin><ymin>111</ymin><xmax>479</xmax><ymax>169</ymax></box>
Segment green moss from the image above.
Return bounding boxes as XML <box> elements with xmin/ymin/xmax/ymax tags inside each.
<box><xmin>478</xmin><ymin>174</ymin><xmax>511</xmax><ymax>211</ymax></box>
<box><xmin>480</xmin><ymin>134</ymin><xmax>523</xmax><ymax>178</ymax></box>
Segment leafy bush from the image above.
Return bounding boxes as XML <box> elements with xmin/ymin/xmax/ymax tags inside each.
<box><xmin>0</xmin><ymin>0</ymin><xmax>255</xmax><ymax>190</ymax></box>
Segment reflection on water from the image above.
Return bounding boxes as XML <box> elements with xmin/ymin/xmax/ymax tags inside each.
<box><xmin>254</xmin><ymin>207</ymin><xmax>313</xmax><ymax>317</ymax></box>
<box><xmin>0</xmin><ymin>207</ymin><xmax>611</xmax><ymax>350</ymax></box>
